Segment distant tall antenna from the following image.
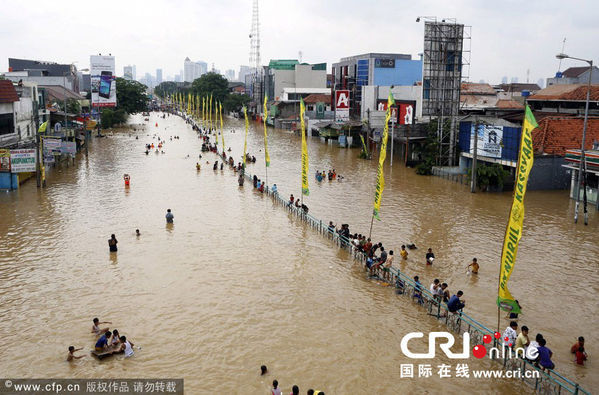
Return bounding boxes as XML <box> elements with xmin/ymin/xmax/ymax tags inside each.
<box><xmin>558</xmin><ymin>37</ymin><xmax>566</xmax><ymax>72</ymax></box>
<box><xmin>249</xmin><ymin>0</ymin><xmax>261</xmax><ymax>72</ymax></box>
<box><xmin>298</xmin><ymin>51</ymin><xmax>303</xmax><ymax>63</ymax></box>
<box><xmin>526</xmin><ymin>68</ymin><xmax>530</xmax><ymax>83</ymax></box>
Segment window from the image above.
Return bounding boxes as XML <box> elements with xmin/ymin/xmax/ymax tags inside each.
<box><xmin>27</xmin><ymin>125</ymin><xmax>30</xmax><ymax>136</ymax></box>
<box><xmin>0</xmin><ymin>113</ymin><xmax>15</xmax><ymax>136</ymax></box>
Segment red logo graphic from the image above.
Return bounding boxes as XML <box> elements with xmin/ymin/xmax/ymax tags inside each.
<box><xmin>472</xmin><ymin>345</ymin><xmax>486</xmax><ymax>359</ymax></box>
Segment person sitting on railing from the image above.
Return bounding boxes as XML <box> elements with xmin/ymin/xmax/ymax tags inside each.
<box><xmin>271</xmin><ymin>184</ymin><xmax>278</xmax><ymax>195</ymax></box>
<box><xmin>502</xmin><ymin>321</ymin><xmax>518</xmax><ymax>350</ymax></box>
<box><xmin>295</xmin><ymin>199</ymin><xmax>301</xmax><ymax>208</ymax></box>
<box><xmin>382</xmin><ymin>250</ymin><xmax>394</xmax><ymax>281</ymax></box>
<box><xmin>430</xmin><ymin>279</ymin><xmax>442</xmax><ymax>302</ymax></box>
<box><xmin>288</xmin><ymin>194</ymin><xmax>294</xmax><ymax>206</ymax></box>
<box><xmin>301</xmin><ymin>202</ymin><xmax>309</xmax><ymax>213</ymax></box>
<box><xmin>537</xmin><ymin>338</ymin><xmax>555</xmax><ymax>370</ymax></box>
<box><xmin>413</xmin><ymin>276</ymin><xmax>424</xmax><ymax>304</ymax></box>
<box><xmin>447</xmin><ymin>291</ymin><xmax>465</xmax><ymax>313</ymax></box>
<box><xmin>372</xmin><ymin>247</ymin><xmax>387</xmax><ymax>275</ymax></box>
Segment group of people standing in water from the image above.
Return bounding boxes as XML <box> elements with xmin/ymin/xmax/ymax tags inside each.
<box><xmin>315</xmin><ymin>169</ymin><xmax>343</xmax><ymax>182</ymax></box>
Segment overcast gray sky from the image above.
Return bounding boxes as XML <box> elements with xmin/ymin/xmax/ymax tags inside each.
<box><xmin>1</xmin><ymin>0</ymin><xmax>598</xmax><ymax>85</ymax></box>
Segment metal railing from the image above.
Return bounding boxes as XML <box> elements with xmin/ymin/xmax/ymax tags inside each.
<box><xmin>241</xmin><ymin>170</ymin><xmax>590</xmax><ymax>395</ymax></box>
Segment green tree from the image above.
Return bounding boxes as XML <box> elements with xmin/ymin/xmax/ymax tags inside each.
<box><xmin>223</xmin><ymin>94</ymin><xmax>250</xmax><ymax>112</ymax></box>
<box><xmin>155</xmin><ymin>81</ymin><xmax>178</xmax><ymax>98</ymax></box>
<box><xmin>115</xmin><ymin>77</ymin><xmax>149</xmax><ymax>114</ymax></box>
<box><xmin>191</xmin><ymin>72</ymin><xmax>229</xmax><ymax>103</ymax></box>
<box><xmin>468</xmin><ymin>163</ymin><xmax>510</xmax><ymax>191</ymax></box>
<box><xmin>66</xmin><ymin>98</ymin><xmax>81</xmax><ymax>114</ymax></box>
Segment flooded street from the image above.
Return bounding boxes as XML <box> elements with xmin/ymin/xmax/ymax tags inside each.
<box><xmin>0</xmin><ymin>112</ymin><xmax>597</xmax><ymax>394</ymax></box>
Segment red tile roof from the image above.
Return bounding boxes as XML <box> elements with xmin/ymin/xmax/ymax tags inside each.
<box><xmin>532</xmin><ymin>117</ymin><xmax>599</xmax><ymax>155</ymax></box>
<box><xmin>0</xmin><ymin>80</ymin><xmax>19</xmax><ymax>103</ymax></box>
<box><xmin>528</xmin><ymin>84</ymin><xmax>599</xmax><ymax>101</ymax></box>
<box><xmin>461</xmin><ymin>82</ymin><xmax>496</xmax><ymax>95</ymax></box>
<box><xmin>496</xmin><ymin>99</ymin><xmax>523</xmax><ymax>109</ymax></box>
<box><xmin>303</xmin><ymin>93</ymin><xmax>331</xmax><ymax>104</ymax></box>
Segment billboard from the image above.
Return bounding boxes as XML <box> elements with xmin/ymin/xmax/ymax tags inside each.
<box><xmin>10</xmin><ymin>149</ymin><xmax>36</xmax><ymax>173</ymax></box>
<box><xmin>471</xmin><ymin>124</ymin><xmax>503</xmax><ymax>158</ymax></box>
<box><xmin>0</xmin><ymin>149</ymin><xmax>10</xmax><ymax>172</ymax></box>
<box><xmin>90</xmin><ymin>55</ymin><xmax>117</xmax><ymax>107</ymax></box>
<box><xmin>335</xmin><ymin>90</ymin><xmax>350</xmax><ymax>121</ymax></box>
<box><xmin>376</xmin><ymin>100</ymin><xmax>416</xmax><ymax>125</ymax></box>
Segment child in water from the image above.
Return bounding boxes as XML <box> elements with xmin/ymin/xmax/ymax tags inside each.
<box><xmin>67</xmin><ymin>346</ymin><xmax>84</xmax><ymax>361</ymax></box>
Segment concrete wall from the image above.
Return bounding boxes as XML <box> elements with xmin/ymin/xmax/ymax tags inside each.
<box><xmin>295</xmin><ymin>65</ymin><xmax>326</xmax><ymax>89</ymax></box>
<box><xmin>14</xmin><ymin>95</ymin><xmax>36</xmax><ymax>143</ymax></box>
<box><xmin>272</xmin><ymin>69</ymin><xmax>295</xmax><ymax>100</ymax></box>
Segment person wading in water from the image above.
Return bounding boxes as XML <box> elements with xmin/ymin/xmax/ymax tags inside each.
<box><xmin>108</xmin><ymin>234</ymin><xmax>118</xmax><ymax>252</ymax></box>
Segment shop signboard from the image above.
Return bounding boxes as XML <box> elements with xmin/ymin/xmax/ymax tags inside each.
<box><xmin>10</xmin><ymin>149</ymin><xmax>36</xmax><ymax>173</ymax></box>
<box><xmin>470</xmin><ymin>124</ymin><xmax>503</xmax><ymax>158</ymax></box>
<box><xmin>0</xmin><ymin>149</ymin><xmax>11</xmax><ymax>172</ymax></box>
<box><xmin>335</xmin><ymin>90</ymin><xmax>350</xmax><ymax>121</ymax></box>
<box><xmin>61</xmin><ymin>141</ymin><xmax>77</xmax><ymax>155</ymax></box>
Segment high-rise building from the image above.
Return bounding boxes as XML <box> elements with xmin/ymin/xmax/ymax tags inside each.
<box><xmin>238</xmin><ymin>65</ymin><xmax>253</xmax><ymax>84</ymax></box>
<box><xmin>132</xmin><ymin>65</ymin><xmax>137</xmax><ymax>81</ymax></box>
<box><xmin>501</xmin><ymin>76</ymin><xmax>508</xmax><ymax>84</ymax></box>
<box><xmin>156</xmin><ymin>69</ymin><xmax>163</xmax><ymax>84</ymax></box>
<box><xmin>124</xmin><ymin>65</ymin><xmax>133</xmax><ymax>80</ymax></box>
<box><xmin>511</xmin><ymin>76</ymin><xmax>519</xmax><ymax>83</ymax></box>
<box><xmin>184</xmin><ymin>58</ymin><xmax>208</xmax><ymax>82</ymax></box>
<box><xmin>225</xmin><ymin>69</ymin><xmax>236</xmax><ymax>81</ymax></box>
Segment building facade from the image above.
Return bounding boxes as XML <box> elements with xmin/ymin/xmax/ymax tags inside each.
<box><xmin>123</xmin><ymin>65</ymin><xmax>133</xmax><ymax>80</ymax></box>
<box><xmin>183</xmin><ymin>58</ymin><xmax>208</xmax><ymax>82</ymax></box>
<box><xmin>156</xmin><ymin>69</ymin><xmax>163</xmax><ymax>84</ymax></box>
<box><xmin>546</xmin><ymin>66</ymin><xmax>599</xmax><ymax>86</ymax></box>
<box><xmin>332</xmin><ymin>53</ymin><xmax>422</xmax><ymax>118</ymax></box>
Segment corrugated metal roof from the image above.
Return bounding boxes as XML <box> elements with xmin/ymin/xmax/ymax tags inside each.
<box><xmin>0</xmin><ymin>80</ymin><xmax>19</xmax><ymax>103</ymax></box>
<box><xmin>40</xmin><ymin>85</ymin><xmax>85</xmax><ymax>101</ymax></box>
<box><xmin>303</xmin><ymin>94</ymin><xmax>331</xmax><ymax>104</ymax></box>
<box><xmin>461</xmin><ymin>83</ymin><xmax>496</xmax><ymax>95</ymax></box>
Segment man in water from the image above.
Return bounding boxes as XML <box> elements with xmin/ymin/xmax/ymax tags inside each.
<box><xmin>91</xmin><ymin>317</ymin><xmax>111</xmax><ymax>335</ymax></box>
<box><xmin>467</xmin><ymin>258</ymin><xmax>479</xmax><ymax>274</ymax></box>
<box><xmin>165</xmin><ymin>209</ymin><xmax>174</xmax><ymax>223</ymax></box>
<box><xmin>425</xmin><ymin>248</ymin><xmax>435</xmax><ymax>265</ymax></box>
<box><xmin>67</xmin><ymin>346</ymin><xmax>85</xmax><ymax>361</ymax></box>
<box><xmin>135</xmin><ymin>229</ymin><xmax>141</xmax><ymax>237</ymax></box>
<box><xmin>400</xmin><ymin>245</ymin><xmax>408</xmax><ymax>261</ymax></box>
<box><xmin>108</xmin><ymin>234</ymin><xmax>118</xmax><ymax>252</ymax></box>
<box><xmin>119</xmin><ymin>336</ymin><xmax>135</xmax><ymax>357</ymax></box>
<box><xmin>94</xmin><ymin>330</ymin><xmax>112</xmax><ymax>352</ymax></box>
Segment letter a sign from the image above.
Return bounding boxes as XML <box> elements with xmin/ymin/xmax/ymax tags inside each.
<box><xmin>335</xmin><ymin>90</ymin><xmax>350</xmax><ymax>121</ymax></box>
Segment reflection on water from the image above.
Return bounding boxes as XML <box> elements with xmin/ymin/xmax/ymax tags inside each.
<box><xmin>0</xmin><ymin>112</ymin><xmax>597</xmax><ymax>393</ymax></box>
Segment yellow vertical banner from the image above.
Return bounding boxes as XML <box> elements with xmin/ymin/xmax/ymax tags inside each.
<box><xmin>202</xmin><ymin>97</ymin><xmax>205</xmax><ymax>127</ymax></box>
<box><xmin>263</xmin><ymin>95</ymin><xmax>270</xmax><ymax>167</ymax></box>
<box><xmin>300</xmin><ymin>98</ymin><xmax>309</xmax><ymax>196</ymax></box>
<box><xmin>209</xmin><ymin>93</ymin><xmax>213</xmax><ymax>129</ymax></box>
<box><xmin>373</xmin><ymin>91</ymin><xmax>394</xmax><ymax>220</ymax></box>
<box><xmin>243</xmin><ymin>107</ymin><xmax>249</xmax><ymax>168</ymax></box>
<box><xmin>497</xmin><ymin>106</ymin><xmax>537</xmax><ymax>314</ymax></box>
<box><xmin>219</xmin><ymin>102</ymin><xmax>225</xmax><ymax>152</ymax></box>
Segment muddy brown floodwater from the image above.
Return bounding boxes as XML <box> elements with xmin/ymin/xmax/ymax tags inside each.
<box><xmin>0</xmin><ymin>112</ymin><xmax>597</xmax><ymax>394</ymax></box>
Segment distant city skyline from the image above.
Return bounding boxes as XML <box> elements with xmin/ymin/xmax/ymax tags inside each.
<box><xmin>2</xmin><ymin>0</ymin><xmax>597</xmax><ymax>86</ymax></box>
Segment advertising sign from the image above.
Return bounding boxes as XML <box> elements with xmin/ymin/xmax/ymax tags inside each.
<box><xmin>471</xmin><ymin>124</ymin><xmax>503</xmax><ymax>158</ymax></box>
<box><xmin>61</xmin><ymin>141</ymin><xmax>77</xmax><ymax>155</ymax></box>
<box><xmin>0</xmin><ymin>149</ymin><xmax>11</xmax><ymax>172</ymax></box>
<box><xmin>43</xmin><ymin>138</ymin><xmax>62</xmax><ymax>154</ymax></box>
<box><xmin>375</xmin><ymin>58</ymin><xmax>395</xmax><ymax>68</ymax></box>
<box><xmin>335</xmin><ymin>90</ymin><xmax>350</xmax><ymax>121</ymax></box>
<box><xmin>90</xmin><ymin>55</ymin><xmax>117</xmax><ymax>107</ymax></box>
<box><xmin>377</xmin><ymin>100</ymin><xmax>416</xmax><ymax>125</ymax></box>
<box><xmin>10</xmin><ymin>149</ymin><xmax>36</xmax><ymax>173</ymax></box>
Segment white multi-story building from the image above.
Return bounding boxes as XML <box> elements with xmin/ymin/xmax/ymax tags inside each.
<box><xmin>123</xmin><ymin>65</ymin><xmax>133</xmax><ymax>80</ymax></box>
<box><xmin>184</xmin><ymin>58</ymin><xmax>208</xmax><ymax>82</ymax></box>
<box><xmin>156</xmin><ymin>69</ymin><xmax>163</xmax><ymax>84</ymax></box>
<box><xmin>225</xmin><ymin>69</ymin><xmax>235</xmax><ymax>81</ymax></box>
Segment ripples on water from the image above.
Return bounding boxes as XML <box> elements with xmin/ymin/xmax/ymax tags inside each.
<box><xmin>0</xmin><ymin>113</ymin><xmax>596</xmax><ymax>393</ymax></box>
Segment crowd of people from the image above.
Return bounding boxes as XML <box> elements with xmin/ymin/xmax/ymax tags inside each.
<box><xmin>67</xmin><ymin>317</ymin><xmax>135</xmax><ymax>361</ymax></box>
<box><xmin>315</xmin><ymin>169</ymin><xmax>343</xmax><ymax>182</ymax></box>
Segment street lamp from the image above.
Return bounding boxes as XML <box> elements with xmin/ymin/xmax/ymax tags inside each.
<box><xmin>555</xmin><ymin>53</ymin><xmax>594</xmax><ymax>224</ymax></box>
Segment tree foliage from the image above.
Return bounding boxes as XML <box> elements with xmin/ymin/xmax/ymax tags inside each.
<box><xmin>415</xmin><ymin>122</ymin><xmax>441</xmax><ymax>175</ymax></box>
<box><xmin>100</xmin><ymin>108</ymin><xmax>127</xmax><ymax>129</ymax></box>
<box><xmin>223</xmin><ymin>94</ymin><xmax>250</xmax><ymax>112</ymax></box>
<box><xmin>115</xmin><ymin>77</ymin><xmax>148</xmax><ymax>114</ymax></box>
<box><xmin>191</xmin><ymin>72</ymin><xmax>229</xmax><ymax>104</ymax></box>
<box><xmin>468</xmin><ymin>163</ymin><xmax>510</xmax><ymax>191</ymax></box>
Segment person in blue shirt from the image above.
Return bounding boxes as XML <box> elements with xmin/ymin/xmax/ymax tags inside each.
<box><xmin>94</xmin><ymin>331</ymin><xmax>112</xmax><ymax>352</ymax></box>
<box><xmin>447</xmin><ymin>291</ymin><xmax>466</xmax><ymax>313</ymax></box>
<box><xmin>413</xmin><ymin>276</ymin><xmax>423</xmax><ymax>304</ymax></box>
<box><xmin>271</xmin><ymin>184</ymin><xmax>278</xmax><ymax>195</ymax></box>
<box><xmin>165</xmin><ymin>209</ymin><xmax>174</xmax><ymax>223</ymax></box>
<box><xmin>537</xmin><ymin>338</ymin><xmax>555</xmax><ymax>370</ymax></box>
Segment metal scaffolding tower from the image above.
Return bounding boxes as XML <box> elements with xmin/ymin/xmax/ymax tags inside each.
<box><xmin>249</xmin><ymin>0</ymin><xmax>262</xmax><ymax>114</ymax></box>
<box><xmin>421</xmin><ymin>19</ymin><xmax>471</xmax><ymax>166</ymax></box>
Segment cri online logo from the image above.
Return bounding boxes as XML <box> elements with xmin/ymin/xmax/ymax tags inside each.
<box><xmin>400</xmin><ymin>332</ymin><xmax>538</xmax><ymax>360</ymax></box>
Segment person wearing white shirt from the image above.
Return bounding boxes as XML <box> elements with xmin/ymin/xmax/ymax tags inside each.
<box><xmin>502</xmin><ymin>321</ymin><xmax>518</xmax><ymax>348</ymax></box>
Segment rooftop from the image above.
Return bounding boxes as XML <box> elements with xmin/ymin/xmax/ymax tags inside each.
<box><xmin>40</xmin><ymin>85</ymin><xmax>85</xmax><ymax>101</ymax></box>
<box><xmin>337</xmin><ymin>53</ymin><xmax>412</xmax><ymax>63</ymax></box>
<box><xmin>528</xmin><ymin>84</ymin><xmax>599</xmax><ymax>101</ymax></box>
<box><xmin>461</xmin><ymin>83</ymin><xmax>496</xmax><ymax>95</ymax></box>
<box><xmin>497</xmin><ymin>83</ymin><xmax>541</xmax><ymax>92</ymax></box>
<box><xmin>532</xmin><ymin>117</ymin><xmax>599</xmax><ymax>155</ymax></box>
<box><xmin>0</xmin><ymin>80</ymin><xmax>19</xmax><ymax>103</ymax></box>
<box><xmin>562</xmin><ymin>66</ymin><xmax>591</xmax><ymax>78</ymax></box>
<box><xmin>303</xmin><ymin>94</ymin><xmax>331</xmax><ymax>104</ymax></box>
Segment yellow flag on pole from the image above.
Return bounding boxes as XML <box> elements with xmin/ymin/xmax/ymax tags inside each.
<box><xmin>243</xmin><ymin>106</ymin><xmax>249</xmax><ymax>168</ymax></box>
<box><xmin>300</xmin><ymin>98</ymin><xmax>309</xmax><ymax>196</ymax></box>
<box><xmin>373</xmin><ymin>91</ymin><xmax>394</xmax><ymax>220</ymax></box>
<box><xmin>263</xmin><ymin>95</ymin><xmax>270</xmax><ymax>167</ymax></box>
<box><xmin>220</xmin><ymin>102</ymin><xmax>225</xmax><ymax>152</ymax></box>
<box><xmin>497</xmin><ymin>105</ymin><xmax>537</xmax><ymax>314</ymax></box>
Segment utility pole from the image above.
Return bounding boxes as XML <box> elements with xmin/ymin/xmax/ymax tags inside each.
<box><xmin>471</xmin><ymin>116</ymin><xmax>479</xmax><ymax>193</ymax></box>
<box><xmin>390</xmin><ymin>115</ymin><xmax>395</xmax><ymax>168</ymax></box>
